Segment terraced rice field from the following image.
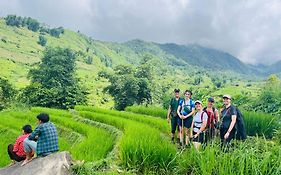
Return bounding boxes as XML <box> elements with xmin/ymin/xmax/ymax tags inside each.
<box><xmin>1</xmin><ymin>106</ymin><xmax>281</xmax><ymax>174</ymax></box>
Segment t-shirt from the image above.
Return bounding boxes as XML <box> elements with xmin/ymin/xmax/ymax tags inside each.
<box><xmin>221</xmin><ymin>105</ymin><xmax>237</xmax><ymax>129</ymax></box>
<box><xmin>193</xmin><ymin>111</ymin><xmax>208</xmax><ymax>133</ymax></box>
<box><xmin>179</xmin><ymin>99</ymin><xmax>195</xmax><ymax>116</ymax></box>
<box><xmin>13</xmin><ymin>134</ymin><xmax>30</xmax><ymax>157</ymax></box>
<box><xmin>170</xmin><ymin>98</ymin><xmax>182</xmax><ymax>116</ymax></box>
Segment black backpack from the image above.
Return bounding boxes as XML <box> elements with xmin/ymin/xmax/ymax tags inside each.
<box><xmin>235</xmin><ymin>107</ymin><xmax>247</xmax><ymax>140</ymax></box>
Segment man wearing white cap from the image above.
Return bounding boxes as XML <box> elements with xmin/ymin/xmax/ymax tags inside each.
<box><xmin>220</xmin><ymin>94</ymin><xmax>237</xmax><ymax>149</ymax></box>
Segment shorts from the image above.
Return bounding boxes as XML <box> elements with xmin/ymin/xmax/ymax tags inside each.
<box><xmin>192</xmin><ymin>131</ymin><xmax>205</xmax><ymax>143</ymax></box>
<box><xmin>171</xmin><ymin>116</ymin><xmax>179</xmax><ymax>133</ymax></box>
<box><xmin>220</xmin><ymin>127</ymin><xmax>236</xmax><ymax>143</ymax></box>
<box><xmin>178</xmin><ymin>117</ymin><xmax>193</xmax><ymax>128</ymax></box>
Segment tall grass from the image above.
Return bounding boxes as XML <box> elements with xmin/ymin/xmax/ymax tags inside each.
<box><xmin>243</xmin><ymin>111</ymin><xmax>280</xmax><ymax>138</ymax></box>
<box><xmin>177</xmin><ymin>138</ymin><xmax>281</xmax><ymax>174</ymax></box>
<box><xmin>125</xmin><ymin>105</ymin><xmax>167</xmax><ymax>119</ymax></box>
<box><xmin>0</xmin><ymin>126</ymin><xmax>17</xmax><ymax>167</ymax></box>
<box><xmin>76</xmin><ymin>109</ymin><xmax>177</xmax><ymax>173</ymax></box>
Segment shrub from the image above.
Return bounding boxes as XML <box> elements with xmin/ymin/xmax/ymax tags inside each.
<box><xmin>37</xmin><ymin>35</ymin><xmax>47</xmax><ymax>46</ymax></box>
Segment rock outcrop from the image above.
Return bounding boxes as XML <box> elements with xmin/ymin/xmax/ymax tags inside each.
<box><xmin>0</xmin><ymin>151</ymin><xmax>72</xmax><ymax>175</ymax></box>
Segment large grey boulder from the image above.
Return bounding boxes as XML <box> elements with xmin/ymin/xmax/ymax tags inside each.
<box><xmin>0</xmin><ymin>151</ymin><xmax>72</xmax><ymax>175</ymax></box>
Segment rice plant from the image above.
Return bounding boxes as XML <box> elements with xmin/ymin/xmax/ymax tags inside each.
<box><xmin>243</xmin><ymin>111</ymin><xmax>280</xmax><ymax>138</ymax></box>
<box><xmin>125</xmin><ymin>105</ymin><xmax>167</xmax><ymax>119</ymax></box>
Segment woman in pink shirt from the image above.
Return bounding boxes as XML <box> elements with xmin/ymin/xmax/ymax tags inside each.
<box><xmin>7</xmin><ymin>125</ymin><xmax>33</xmax><ymax>165</ymax></box>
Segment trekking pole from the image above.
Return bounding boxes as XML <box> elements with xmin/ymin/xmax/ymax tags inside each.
<box><xmin>182</xmin><ymin>117</ymin><xmax>184</xmax><ymax>148</ymax></box>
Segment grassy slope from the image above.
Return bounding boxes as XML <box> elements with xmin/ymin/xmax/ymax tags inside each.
<box><xmin>0</xmin><ymin>18</ymin><xmax>117</xmax><ymax>107</ymax></box>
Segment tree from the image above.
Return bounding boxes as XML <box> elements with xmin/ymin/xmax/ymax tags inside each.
<box><xmin>253</xmin><ymin>74</ymin><xmax>281</xmax><ymax>114</ymax></box>
<box><xmin>21</xmin><ymin>47</ymin><xmax>87</xmax><ymax>109</ymax></box>
<box><xmin>25</xmin><ymin>17</ymin><xmax>40</xmax><ymax>32</ymax></box>
<box><xmin>85</xmin><ymin>56</ymin><xmax>93</xmax><ymax>64</ymax></box>
<box><xmin>4</xmin><ymin>15</ymin><xmax>22</xmax><ymax>27</ymax></box>
<box><xmin>49</xmin><ymin>27</ymin><xmax>64</xmax><ymax>38</ymax></box>
<box><xmin>37</xmin><ymin>35</ymin><xmax>47</xmax><ymax>46</ymax></box>
<box><xmin>101</xmin><ymin>63</ymin><xmax>152</xmax><ymax>110</ymax></box>
<box><xmin>0</xmin><ymin>78</ymin><xmax>17</xmax><ymax>110</ymax></box>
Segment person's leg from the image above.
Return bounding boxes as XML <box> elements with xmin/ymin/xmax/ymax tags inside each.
<box><xmin>178</xmin><ymin>118</ymin><xmax>184</xmax><ymax>146</ymax></box>
<box><xmin>220</xmin><ymin>128</ymin><xmax>227</xmax><ymax>150</ymax></box>
<box><xmin>177</xmin><ymin>124</ymin><xmax>180</xmax><ymax>143</ymax></box>
<box><xmin>7</xmin><ymin>144</ymin><xmax>15</xmax><ymax>160</ymax></box>
<box><xmin>171</xmin><ymin>117</ymin><xmax>177</xmax><ymax>143</ymax></box>
<box><xmin>185</xmin><ymin>117</ymin><xmax>193</xmax><ymax>146</ymax></box>
<box><xmin>185</xmin><ymin>128</ymin><xmax>191</xmax><ymax>146</ymax></box>
<box><xmin>7</xmin><ymin>144</ymin><xmax>25</xmax><ymax>164</ymax></box>
<box><xmin>7</xmin><ymin>144</ymin><xmax>16</xmax><ymax>165</ymax></box>
<box><xmin>192</xmin><ymin>132</ymin><xmax>202</xmax><ymax>150</ymax></box>
<box><xmin>204</xmin><ymin>129</ymin><xmax>209</xmax><ymax>144</ymax></box>
<box><xmin>21</xmin><ymin>138</ymin><xmax>37</xmax><ymax>166</ymax></box>
<box><xmin>193</xmin><ymin>142</ymin><xmax>201</xmax><ymax>150</ymax></box>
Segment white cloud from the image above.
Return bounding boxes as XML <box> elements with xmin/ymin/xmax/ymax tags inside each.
<box><xmin>0</xmin><ymin>0</ymin><xmax>281</xmax><ymax>64</ymax></box>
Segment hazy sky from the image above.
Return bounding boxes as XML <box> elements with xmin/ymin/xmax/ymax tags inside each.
<box><xmin>1</xmin><ymin>0</ymin><xmax>281</xmax><ymax>65</ymax></box>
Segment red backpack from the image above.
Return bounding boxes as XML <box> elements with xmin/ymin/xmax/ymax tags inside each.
<box><xmin>203</xmin><ymin>107</ymin><xmax>217</xmax><ymax>129</ymax></box>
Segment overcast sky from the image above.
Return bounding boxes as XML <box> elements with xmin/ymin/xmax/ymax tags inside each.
<box><xmin>1</xmin><ymin>0</ymin><xmax>281</xmax><ymax>65</ymax></box>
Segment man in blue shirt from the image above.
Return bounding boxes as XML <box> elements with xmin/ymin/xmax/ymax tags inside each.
<box><xmin>22</xmin><ymin>113</ymin><xmax>59</xmax><ymax>166</ymax></box>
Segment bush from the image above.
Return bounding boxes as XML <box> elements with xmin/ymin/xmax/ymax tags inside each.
<box><xmin>85</xmin><ymin>56</ymin><xmax>93</xmax><ymax>64</ymax></box>
<box><xmin>37</xmin><ymin>35</ymin><xmax>47</xmax><ymax>46</ymax></box>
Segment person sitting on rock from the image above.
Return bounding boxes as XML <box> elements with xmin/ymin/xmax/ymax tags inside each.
<box><xmin>22</xmin><ymin>113</ymin><xmax>59</xmax><ymax>166</ymax></box>
<box><xmin>7</xmin><ymin>125</ymin><xmax>33</xmax><ymax>166</ymax></box>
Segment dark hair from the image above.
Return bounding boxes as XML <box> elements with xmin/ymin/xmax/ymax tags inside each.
<box><xmin>22</xmin><ymin>125</ymin><xmax>33</xmax><ymax>134</ymax></box>
<box><xmin>185</xmin><ymin>90</ymin><xmax>192</xmax><ymax>96</ymax></box>
<box><xmin>37</xmin><ymin>113</ymin><xmax>50</xmax><ymax>123</ymax></box>
<box><xmin>174</xmin><ymin>89</ymin><xmax>180</xmax><ymax>93</ymax></box>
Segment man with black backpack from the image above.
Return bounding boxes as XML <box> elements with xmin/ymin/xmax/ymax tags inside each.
<box><xmin>167</xmin><ymin>89</ymin><xmax>183</xmax><ymax>144</ymax></box>
<box><xmin>203</xmin><ymin>97</ymin><xmax>219</xmax><ymax>143</ymax></box>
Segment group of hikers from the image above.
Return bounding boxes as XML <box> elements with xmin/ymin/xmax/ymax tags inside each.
<box><xmin>7</xmin><ymin>113</ymin><xmax>59</xmax><ymax>166</ymax></box>
<box><xmin>167</xmin><ymin>89</ymin><xmax>246</xmax><ymax>150</ymax></box>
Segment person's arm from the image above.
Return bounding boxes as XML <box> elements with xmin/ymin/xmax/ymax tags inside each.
<box><xmin>28</xmin><ymin>125</ymin><xmax>41</xmax><ymax>140</ymax></box>
<box><xmin>215</xmin><ymin>109</ymin><xmax>220</xmax><ymax>122</ymax></box>
<box><xmin>167</xmin><ymin>105</ymin><xmax>171</xmax><ymax>123</ymax></box>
